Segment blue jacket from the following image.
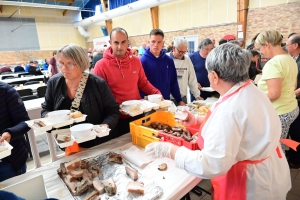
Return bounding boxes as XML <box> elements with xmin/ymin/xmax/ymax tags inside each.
<box><xmin>0</xmin><ymin>82</ymin><xmax>30</xmax><ymax>171</ymax></box>
<box><xmin>189</xmin><ymin>51</ymin><xmax>210</xmax><ymax>87</ymax></box>
<box><xmin>140</xmin><ymin>48</ymin><xmax>182</xmax><ymax>102</ymax></box>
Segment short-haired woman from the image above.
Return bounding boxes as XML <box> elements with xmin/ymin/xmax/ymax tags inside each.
<box><xmin>42</xmin><ymin>44</ymin><xmax>119</xmax><ymax>148</ymax></box>
<box><xmin>255</xmin><ymin>29</ymin><xmax>299</xmax><ymax>151</ymax></box>
<box><xmin>146</xmin><ymin>43</ymin><xmax>291</xmax><ymax>199</ymax></box>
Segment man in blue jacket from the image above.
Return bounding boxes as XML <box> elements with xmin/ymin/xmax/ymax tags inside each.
<box><xmin>140</xmin><ymin>29</ymin><xmax>185</xmax><ymax>105</ymax></box>
<box><xmin>0</xmin><ymin>82</ymin><xmax>30</xmax><ymax>182</ymax></box>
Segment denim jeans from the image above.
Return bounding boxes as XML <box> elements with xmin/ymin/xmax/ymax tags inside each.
<box><xmin>0</xmin><ymin>162</ymin><xmax>26</xmax><ymax>182</ymax></box>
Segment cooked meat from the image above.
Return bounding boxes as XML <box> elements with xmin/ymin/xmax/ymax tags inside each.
<box><xmin>81</xmin><ymin>158</ymin><xmax>93</xmax><ymax>169</ymax></box>
<box><xmin>108</xmin><ymin>154</ymin><xmax>124</xmax><ymax>164</ymax></box>
<box><xmin>93</xmin><ymin>180</ymin><xmax>105</xmax><ymax>194</ymax></box>
<box><xmin>65</xmin><ymin>174</ymin><xmax>77</xmax><ymax>182</ymax></box>
<box><xmin>33</xmin><ymin>119</ymin><xmax>47</xmax><ymax>128</ymax></box>
<box><xmin>74</xmin><ymin>179</ymin><xmax>91</xmax><ymax>196</ymax></box>
<box><xmin>64</xmin><ymin>176</ymin><xmax>77</xmax><ymax>195</ymax></box>
<box><xmin>70</xmin><ymin>111</ymin><xmax>83</xmax><ymax>118</ymax></box>
<box><xmin>57</xmin><ymin>163</ymin><xmax>67</xmax><ymax>174</ymax></box>
<box><xmin>69</xmin><ymin>169</ymin><xmax>84</xmax><ymax>178</ymax></box>
<box><xmin>125</xmin><ymin>166</ymin><xmax>138</xmax><ymax>181</ymax></box>
<box><xmin>56</xmin><ymin>134</ymin><xmax>71</xmax><ymax>143</ymax></box>
<box><xmin>127</xmin><ymin>182</ymin><xmax>144</xmax><ymax>194</ymax></box>
<box><xmin>89</xmin><ymin>164</ymin><xmax>101</xmax><ymax>177</ymax></box>
<box><xmin>83</xmin><ymin>190</ymin><xmax>99</xmax><ymax>200</ymax></box>
<box><xmin>82</xmin><ymin>169</ymin><xmax>93</xmax><ymax>186</ymax></box>
<box><xmin>158</xmin><ymin>163</ymin><xmax>167</xmax><ymax>171</ymax></box>
<box><xmin>65</xmin><ymin>158</ymin><xmax>82</xmax><ymax>173</ymax></box>
<box><xmin>102</xmin><ymin>178</ymin><xmax>117</xmax><ymax>196</ymax></box>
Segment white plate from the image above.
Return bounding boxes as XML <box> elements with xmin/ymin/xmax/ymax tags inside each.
<box><xmin>26</xmin><ymin>119</ymin><xmax>53</xmax><ymax>134</ymax></box>
<box><xmin>201</xmin><ymin>87</ymin><xmax>215</xmax><ymax>92</ymax></box>
<box><xmin>157</xmin><ymin>100</ymin><xmax>173</xmax><ymax>108</ymax></box>
<box><xmin>74</xmin><ymin>130</ymin><xmax>97</xmax><ymax>144</ymax></box>
<box><xmin>52</xmin><ymin>129</ymin><xmax>75</xmax><ymax>148</ymax></box>
<box><xmin>72</xmin><ymin>114</ymin><xmax>87</xmax><ymax>123</ymax></box>
<box><xmin>174</xmin><ymin>111</ymin><xmax>188</xmax><ymax>120</ymax></box>
<box><xmin>122</xmin><ymin>100</ymin><xmax>140</xmax><ymax>106</ymax></box>
<box><xmin>93</xmin><ymin>125</ymin><xmax>111</xmax><ymax>137</ymax></box>
<box><xmin>52</xmin><ymin>119</ymin><xmax>74</xmax><ymax>129</ymax></box>
<box><xmin>0</xmin><ymin>140</ymin><xmax>13</xmax><ymax>159</ymax></box>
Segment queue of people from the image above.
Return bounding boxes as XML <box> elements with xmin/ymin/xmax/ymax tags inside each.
<box><xmin>1</xmin><ymin>27</ymin><xmax>300</xmax><ymax>200</ymax></box>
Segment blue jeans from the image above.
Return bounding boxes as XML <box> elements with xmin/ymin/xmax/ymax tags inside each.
<box><xmin>0</xmin><ymin>162</ymin><xmax>26</xmax><ymax>182</ymax></box>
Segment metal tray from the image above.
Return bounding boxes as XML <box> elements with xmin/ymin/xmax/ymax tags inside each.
<box><xmin>59</xmin><ymin>152</ymin><xmax>163</xmax><ymax>200</ymax></box>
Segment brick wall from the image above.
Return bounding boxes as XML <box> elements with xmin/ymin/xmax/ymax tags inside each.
<box><xmin>129</xmin><ymin>23</ymin><xmax>238</xmax><ymax>48</ymax></box>
<box><xmin>247</xmin><ymin>1</ymin><xmax>300</xmax><ymax>43</ymax></box>
<box><xmin>0</xmin><ymin>50</ymin><xmax>53</xmax><ymax>65</ymax></box>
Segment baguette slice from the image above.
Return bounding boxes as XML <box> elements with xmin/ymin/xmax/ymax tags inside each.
<box><xmin>125</xmin><ymin>166</ymin><xmax>138</xmax><ymax>181</ymax></box>
<box><xmin>127</xmin><ymin>182</ymin><xmax>144</xmax><ymax>194</ymax></box>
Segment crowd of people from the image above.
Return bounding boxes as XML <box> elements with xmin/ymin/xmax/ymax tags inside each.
<box><xmin>1</xmin><ymin>27</ymin><xmax>300</xmax><ymax>200</ymax></box>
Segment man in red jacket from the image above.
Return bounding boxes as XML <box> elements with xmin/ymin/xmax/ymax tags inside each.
<box><xmin>94</xmin><ymin>27</ymin><xmax>161</xmax><ymax>138</ymax></box>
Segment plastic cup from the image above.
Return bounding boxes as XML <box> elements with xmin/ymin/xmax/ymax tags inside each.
<box><xmin>39</xmin><ymin>81</ymin><xmax>43</xmax><ymax>86</ymax></box>
<box><xmin>20</xmin><ymin>84</ymin><xmax>24</xmax><ymax>89</ymax></box>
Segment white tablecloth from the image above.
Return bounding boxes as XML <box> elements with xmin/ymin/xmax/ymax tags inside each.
<box><xmin>0</xmin><ymin>134</ymin><xmax>201</xmax><ymax>200</ymax></box>
<box><xmin>16</xmin><ymin>83</ymin><xmax>46</xmax><ymax>93</ymax></box>
<box><xmin>2</xmin><ymin>75</ymin><xmax>44</xmax><ymax>83</ymax></box>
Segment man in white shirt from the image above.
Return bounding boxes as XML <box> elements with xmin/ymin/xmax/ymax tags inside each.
<box><xmin>167</xmin><ymin>37</ymin><xmax>202</xmax><ymax>104</ymax></box>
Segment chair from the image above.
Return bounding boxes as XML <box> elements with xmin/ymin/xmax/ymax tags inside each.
<box><xmin>21</xmin><ymin>94</ymin><xmax>38</xmax><ymax>101</ymax></box>
<box><xmin>24</xmin><ymin>81</ymin><xmax>40</xmax><ymax>85</ymax></box>
<box><xmin>37</xmin><ymin>86</ymin><xmax>47</xmax><ymax>98</ymax></box>
<box><xmin>17</xmin><ymin>89</ymin><xmax>33</xmax><ymax>97</ymax></box>
<box><xmin>2</xmin><ymin>76</ymin><xmax>16</xmax><ymax>80</ymax></box>
<box><xmin>1</xmin><ymin>72</ymin><xmax>13</xmax><ymax>75</ymax></box>
<box><xmin>8</xmin><ymin>80</ymin><xmax>27</xmax><ymax>86</ymax></box>
<box><xmin>18</xmin><ymin>73</ymin><xmax>33</xmax><ymax>78</ymax></box>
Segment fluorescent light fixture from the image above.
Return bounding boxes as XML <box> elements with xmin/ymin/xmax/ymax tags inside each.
<box><xmin>0</xmin><ymin>1</ymin><xmax>80</xmax><ymax>10</ymax></box>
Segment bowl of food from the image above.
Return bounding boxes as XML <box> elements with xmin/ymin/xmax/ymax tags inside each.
<box><xmin>70</xmin><ymin>123</ymin><xmax>94</xmax><ymax>138</ymax></box>
<box><xmin>48</xmin><ymin>110</ymin><xmax>70</xmax><ymax>123</ymax></box>
<box><xmin>122</xmin><ymin>100</ymin><xmax>140</xmax><ymax>109</ymax></box>
<box><xmin>148</xmin><ymin>94</ymin><xmax>162</xmax><ymax>103</ymax></box>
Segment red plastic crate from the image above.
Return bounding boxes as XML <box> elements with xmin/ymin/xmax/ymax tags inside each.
<box><xmin>158</xmin><ymin>126</ymin><xmax>200</xmax><ymax>150</ymax></box>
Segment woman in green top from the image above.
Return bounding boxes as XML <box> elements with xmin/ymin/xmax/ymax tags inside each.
<box><xmin>255</xmin><ymin>29</ymin><xmax>299</xmax><ymax>152</ymax></box>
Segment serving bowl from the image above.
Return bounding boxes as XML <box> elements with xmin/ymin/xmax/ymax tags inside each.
<box><xmin>70</xmin><ymin>123</ymin><xmax>94</xmax><ymax>138</ymax></box>
<box><xmin>148</xmin><ymin>94</ymin><xmax>162</xmax><ymax>103</ymax></box>
<box><xmin>48</xmin><ymin>110</ymin><xmax>70</xmax><ymax>123</ymax></box>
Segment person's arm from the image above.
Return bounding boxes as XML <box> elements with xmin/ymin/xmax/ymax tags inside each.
<box><xmin>169</xmin><ymin>60</ymin><xmax>184</xmax><ymax>105</ymax></box>
<box><xmin>137</xmin><ymin>60</ymin><xmax>161</xmax><ymax>95</ymax></box>
<box><xmin>1</xmin><ymin>86</ymin><xmax>30</xmax><ymax>142</ymax></box>
<box><xmin>48</xmin><ymin>64</ymin><xmax>52</xmax><ymax>77</ymax></box>
<box><xmin>96</xmin><ymin>79</ymin><xmax>120</xmax><ymax>130</ymax></box>
<box><xmin>93</xmin><ymin>60</ymin><xmax>106</xmax><ymax>80</ymax></box>
<box><xmin>266</xmin><ymin>78</ymin><xmax>282</xmax><ymax>102</ymax></box>
<box><xmin>187</xmin><ymin>58</ymin><xmax>201</xmax><ymax>99</ymax></box>
<box><xmin>41</xmin><ymin>78</ymin><xmax>55</xmax><ymax>117</ymax></box>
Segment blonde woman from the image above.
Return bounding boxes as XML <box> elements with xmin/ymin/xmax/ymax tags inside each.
<box><xmin>255</xmin><ymin>29</ymin><xmax>299</xmax><ymax>151</ymax></box>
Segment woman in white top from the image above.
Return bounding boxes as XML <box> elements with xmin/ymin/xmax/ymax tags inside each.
<box><xmin>146</xmin><ymin>43</ymin><xmax>291</xmax><ymax>200</ymax></box>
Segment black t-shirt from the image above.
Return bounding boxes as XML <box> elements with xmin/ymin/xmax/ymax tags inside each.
<box><xmin>249</xmin><ymin>61</ymin><xmax>259</xmax><ymax>80</ymax></box>
<box><xmin>28</xmin><ymin>66</ymin><xmax>43</xmax><ymax>75</ymax></box>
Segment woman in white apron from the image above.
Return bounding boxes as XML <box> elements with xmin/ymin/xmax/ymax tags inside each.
<box><xmin>146</xmin><ymin>43</ymin><xmax>291</xmax><ymax>200</ymax></box>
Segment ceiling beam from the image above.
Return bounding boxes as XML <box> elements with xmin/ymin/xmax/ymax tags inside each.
<box><xmin>63</xmin><ymin>2</ymin><xmax>74</xmax><ymax>16</ymax></box>
<box><xmin>150</xmin><ymin>6</ymin><xmax>159</xmax><ymax>29</ymax></box>
<box><xmin>237</xmin><ymin>0</ymin><xmax>249</xmax><ymax>47</ymax></box>
<box><xmin>0</xmin><ymin>5</ymin><xmax>3</xmax><ymax>13</ymax></box>
<box><xmin>47</xmin><ymin>0</ymin><xmax>75</xmax><ymax>3</ymax></box>
<box><xmin>101</xmin><ymin>0</ymin><xmax>112</xmax><ymax>34</ymax></box>
<box><xmin>0</xmin><ymin>1</ymin><xmax>80</xmax><ymax>10</ymax></box>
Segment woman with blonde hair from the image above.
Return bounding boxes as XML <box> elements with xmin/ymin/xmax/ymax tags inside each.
<box><xmin>255</xmin><ymin>29</ymin><xmax>299</xmax><ymax>151</ymax></box>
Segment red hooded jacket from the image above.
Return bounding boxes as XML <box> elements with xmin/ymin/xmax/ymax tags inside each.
<box><xmin>93</xmin><ymin>47</ymin><xmax>161</xmax><ymax>106</ymax></box>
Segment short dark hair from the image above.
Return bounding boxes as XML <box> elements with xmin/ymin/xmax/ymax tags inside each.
<box><xmin>149</xmin><ymin>29</ymin><xmax>164</xmax><ymax>38</ymax></box>
<box><xmin>290</xmin><ymin>34</ymin><xmax>300</xmax><ymax>48</ymax></box>
<box><xmin>250</xmin><ymin>50</ymin><xmax>260</xmax><ymax>57</ymax></box>
<box><xmin>33</xmin><ymin>60</ymin><xmax>38</xmax><ymax>64</ymax></box>
<box><xmin>52</xmin><ymin>50</ymin><xmax>57</xmax><ymax>56</ymax></box>
<box><xmin>288</xmin><ymin>33</ymin><xmax>296</xmax><ymax>38</ymax></box>
<box><xmin>198</xmin><ymin>38</ymin><xmax>213</xmax><ymax>50</ymax></box>
<box><xmin>110</xmin><ymin>27</ymin><xmax>128</xmax><ymax>39</ymax></box>
<box><xmin>219</xmin><ymin>39</ymin><xmax>227</xmax><ymax>45</ymax></box>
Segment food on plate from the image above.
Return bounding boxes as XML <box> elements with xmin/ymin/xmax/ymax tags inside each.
<box><xmin>127</xmin><ymin>182</ymin><xmax>144</xmax><ymax>194</ymax></box>
<box><xmin>93</xmin><ymin>180</ymin><xmax>105</xmax><ymax>194</ymax></box>
<box><xmin>172</xmin><ymin>126</ymin><xmax>183</xmax><ymax>132</ymax></box>
<box><xmin>57</xmin><ymin>158</ymin><xmax>102</xmax><ymax>196</ymax></box>
<box><xmin>198</xmin><ymin>105</ymin><xmax>210</xmax><ymax>115</ymax></box>
<box><xmin>108</xmin><ymin>154</ymin><xmax>124</xmax><ymax>164</ymax></box>
<box><xmin>32</xmin><ymin>119</ymin><xmax>47</xmax><ymax>128</ymax></box>
<box><xmin>55</xmin><ymin>134</ymin><xmax>71</xmax><ymax>143</ymax></box>
<box><xmin>83</xmin><ymin>190</ymin><xmax>99</xmax><ymax>200</ymax></box>
<box><xmin>70</xmin><ymin>111</ymin><xmax>83</xmax><ymax>118</ymax></box>
<box><xmin>102</xmin><ymin>178</ymin><xmax>117</xmax><ymax>196</ymax></box>
<box><xmin>129</xmin><ymin>105</ymin><xmax>141</xmax><ymax>113</ymax></box>
<box><xmin>0</xmin><ymin>146</ymin><xmax>8</xmax><ymax>152</ymax></box>
<box><xmin>158</xmin><ymin>163</ymin><xmax>168</xmax><ymax>171</ymax></box>
<box><xmin>125</xmin><ymin>166</ymin><xmax>138</xmax><ymax>181</ymax></box>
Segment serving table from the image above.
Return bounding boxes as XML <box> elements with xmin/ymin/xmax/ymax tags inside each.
<box><xmin>0</xmin><ymin>133</ymin><xmax>201</xmax><ymax>200</ymax></box>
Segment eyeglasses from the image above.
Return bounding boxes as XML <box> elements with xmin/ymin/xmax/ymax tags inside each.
<box><xmin>176</xmin><ymin>47</ymin><xmax>187</xmax><ymax>54</ymax></box>
<box><xmin>285</xmin><ymin>43</ymin><xmax>294</xmax><ymax>47</ymax></box>
<box><xmin>57</xmin><ymin>62</ymin><xmax>76</xmax><ymax>70</ymax></box>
